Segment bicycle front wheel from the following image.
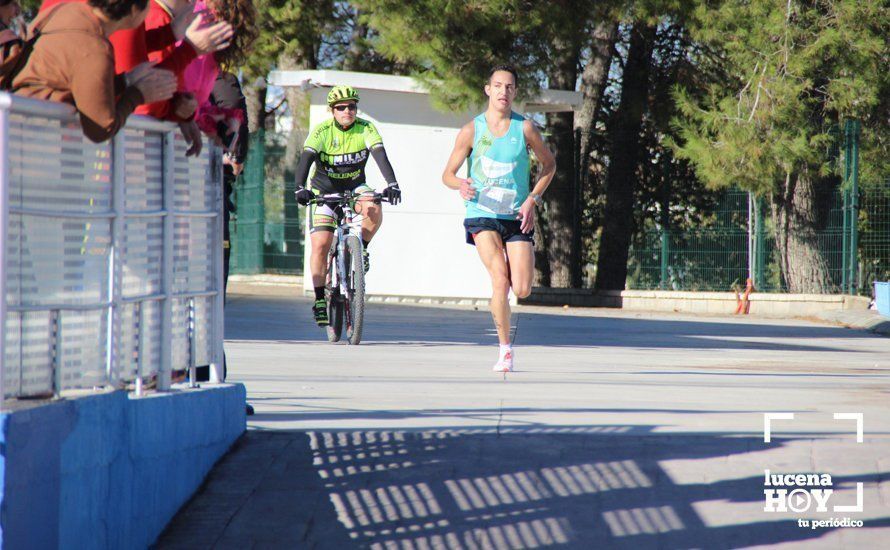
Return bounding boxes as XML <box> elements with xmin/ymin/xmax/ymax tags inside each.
<box><xmin>326</xmin><ymin>238</ymin><xmax>343</xmax><ymax>342</ymax></box>
<box><xmin>344</xmin><ymin>235</ymin><xmax>365</xmax><ymax>345</ymax></box>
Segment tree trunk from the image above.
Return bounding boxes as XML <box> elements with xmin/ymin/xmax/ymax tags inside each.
<box><xmin>541</xmin><ymin>36</ymin><xmax>580</xmax><ymax>288</ymax></box>
<box><xmin>242</xmin><ymin>78</ymin><xmax>267</xmax><ymax>134</ymax></box>
<box><xmin>574</xmin><ymin>20</ymin><xmax>617</xmax><ymax>189</ymax></box>
<box><xmin>771</xmin><ymin>168</ymin><xmax>836</xmax><ymax>293</ymax></box>
<box><xmin>533</xmin><ymin>158</ymin><xmax>552</xmax><ymax>286</ymax></box>
<box><xmin>278</xmin><ymin>52</ymin><xmax>314</xmax><ymax>173</ymax></box>
<box><xmin>278</xmin><ymin>50</ymin><xmax>316</xmax><ymax>276</ymax></box>
<box><xmin>594</xmin><ymin>24</ymin><xmax>655</xmax><ymax>290</ymax></box>
<box><xmin>574</xmin><ymin>19</ymin><xmax>617</xmax><ymax>287</ymax></box>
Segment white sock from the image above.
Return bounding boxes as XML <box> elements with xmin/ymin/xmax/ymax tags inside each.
<box><xmin>499</xmin><ymin>344</ymin><xmax>512</xmax><ymax>358</ymax></box>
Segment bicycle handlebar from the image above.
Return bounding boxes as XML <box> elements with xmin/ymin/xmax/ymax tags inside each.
<box><xmin>307</xmin><ymin>192</ymin><xmax>393</xmax><ymax>206</ymax></box>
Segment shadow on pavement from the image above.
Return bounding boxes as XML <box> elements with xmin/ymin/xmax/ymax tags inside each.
<box><xmin>156</xmin><ymin>425</ymin><xmax>888</xmax><ymax>549</ymax></box>
<box><xmin>225</xmin><ymin>295</ymin><xmax>874</xmax><ymax>353</ymax></box>
<box><xmin>244</xmin><ymin>406</ymin><xmax>799</xmax><ymax>426</ymax></box>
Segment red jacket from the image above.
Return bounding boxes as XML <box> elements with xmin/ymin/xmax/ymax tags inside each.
<box><xmin>136</xmin><ymin>0</ymin><xmax>198</xmax><ymax>119</ymax></box>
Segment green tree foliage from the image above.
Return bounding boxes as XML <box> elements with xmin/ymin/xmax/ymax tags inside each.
<box><xmin>671</xmin><ymin>0</ymin><xmax>888</xmax><ymax>292</ymax></box>
<box><xmin>355</xmin><ymin>0</ymin><xmax>557</xmax><ymax>111</ymax></box>
<box><xmin>244</xmin><ymin>0</ymin><xmax>335</xmax><ymax>79</ymax></box>
<box><xmin>674</xmin><ymin>0</ymin><xmax>887</xmax><ymax>193</ymax></box>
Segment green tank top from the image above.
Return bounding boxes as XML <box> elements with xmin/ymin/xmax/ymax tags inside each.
<box><xmin>303</xmin><ymin>117</ymin><xmax>383</xmax><ymax>190</ymax></box>
<box><xmin>465</xmin><ymin>111</ymin><xmax>530</xmax><ymax>219</ymax></box>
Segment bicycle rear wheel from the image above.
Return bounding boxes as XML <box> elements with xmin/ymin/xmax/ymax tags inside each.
<box><xmin>343</xmin><ymin>235</ymin><xmax>365</xmax><ymax>345</ymax></box>
<box><xmin>325</xmin><ymin>240</ymin><xmax>343</xmax><ymax>342</ymax></box>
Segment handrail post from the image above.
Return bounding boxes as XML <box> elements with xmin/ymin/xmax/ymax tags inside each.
<box><xmin>849</xmin><ymin>119</ymin><xmax>860</xmax><ymax>295</ymax></box>
<box><xmin>842</xmin><ymin>121</ymin><xmax>852</xmax><ymax>294</ymax></box>
<box><xmin>0</xmin><ymin>106</ymin><xmax>10</xmax><ymax>403</ymax></box>
<box><xmin>747</xmin><ymin>192</ymin><xmax>753</xmax><ymax>285</ymax></box>
<box><xmin>135</xmin><ymin>302</ymin><xmax>144</xmax><ymax>396</ymax></box>
<box><xmin>158</xmin><ymin>132</ymin><xmax>175</xmax><ymax>391</ymax></box>
<box><xmin>188</xmin><ymin>297</ymin><xmax>197</xmax><ymax>388</ymax></box>
<box><xmin>107</xmin><ymin>131</ymin><xmax>126</xmax><ymax>389</ymax></box>
<box><xmin>51</xmin><ymin>309</ymin><xmax>62</xmax><ymax>395</ymax></box>
<box><xmin>210</xmin><ymin>148</ymin><xmax>225</xmax><ymax>383</ymax></box>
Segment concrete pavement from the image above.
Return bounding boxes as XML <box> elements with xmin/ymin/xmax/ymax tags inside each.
<box><xmin>157</xmin><ymin>289</ymin><xmax>890</xmax><ymax>549</ymax></box>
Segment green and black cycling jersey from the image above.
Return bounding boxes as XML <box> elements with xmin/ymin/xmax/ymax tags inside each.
<box><xmin>295</xmin><ymin>117</ymin><xmax>397</xmax><ymax>194</ymax></box>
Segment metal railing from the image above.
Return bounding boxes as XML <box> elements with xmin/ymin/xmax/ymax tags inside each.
<box><xmin>1</xmin><ymin>93</ymin><xmax>225</xmax><ymax>400</ymax></box>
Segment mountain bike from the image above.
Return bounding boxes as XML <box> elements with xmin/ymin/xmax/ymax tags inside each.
<box><xmin>310</xmin><ymin>191</ymin><xmax>390</xmax><ymax>345</ymax></box>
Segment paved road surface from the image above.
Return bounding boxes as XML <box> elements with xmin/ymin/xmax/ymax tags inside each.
<box><xmin>158</xmin><ymin>289</ymin><xmax>890</xmax><ymax>549</ymax></box>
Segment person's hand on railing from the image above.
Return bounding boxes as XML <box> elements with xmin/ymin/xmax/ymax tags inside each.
<box><xmin>178</xmin><ymin>120</ymin><xmax>203</xmax><ymax>157</ymax></box>
<box><xmin>184</xmin><ymin>13</ymin><xmax>234</xmax><ymax>56</ymax></box>
<box><xmin>128</xmin><ymin>64</ymin><xmax>177</xmax><ymax>105</ymax></box>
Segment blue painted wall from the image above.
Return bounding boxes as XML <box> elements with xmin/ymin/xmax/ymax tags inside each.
<box><xmin>0</xmin><ymin>384</ymin><xmax>245</xmax><ymax>549</ymax></box>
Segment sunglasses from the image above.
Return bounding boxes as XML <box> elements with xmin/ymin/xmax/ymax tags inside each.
<box><xmin>333</xmin><ymin>104</ymin><xmax>358</xmax><ymax>112</ymax></box>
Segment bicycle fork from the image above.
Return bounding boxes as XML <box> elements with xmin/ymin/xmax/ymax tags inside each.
<box><xmin>332</xmin><ymin>228</ymin><xmax>346</xmax><ymax>296</ymax></box>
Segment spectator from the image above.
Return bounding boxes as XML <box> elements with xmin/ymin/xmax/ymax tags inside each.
<box><xmin>11</xmin><ymin>0</ymin><xmax>177</xmax><ymax>142</ymax></box>
<box><xmin>137</xmin><ymin>0</ymin><xmax>234</xmax><ymax>156</ymax></box>
<box><xmin>209</xmin><ymin>71</ymin><xmax>248</xmax><ymax>295</ymax></box>
<box><xmin>194</xmin><ymin>70</ymin><xmax>248</xmax><ymax>390</ymax></box>
<box><xmin>0</xmin><ymin>0</ymin><xmax>22</xmax><ymax>62</ymax></box>
<box><xmin>140</xmin><ymin>0</ymin><xmax>234</xmax><ymax>121</ymax></box>
<box><xmin>181</xmin><ymin>0</ymin><xmax>256</xmax><ymax>126</ymax></box>
<box><xmin>36</xmin><ymin>0</ymin><xmax>232</xmax><ymax>154</ymax></box>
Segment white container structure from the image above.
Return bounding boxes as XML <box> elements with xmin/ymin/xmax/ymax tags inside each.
<box><xmin>268</xmin><ymin>70</ymin><xmax>580</xmax><ymax>303</ymax></box>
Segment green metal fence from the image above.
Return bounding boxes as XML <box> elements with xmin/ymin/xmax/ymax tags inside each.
<box><xmin>627</xmin><ymin>120</ymin><xmax>889</xmax><ymax>295</ymax></box>
<box><xmin>627</xmin><ymin>191</ymin><xmax>751</xmax><ymax>291</ymax></box>
<box><xmin>859</xmin><ymin>184</ymin><xmax>890</xmax><ymax>296</ymax></box>
<box><xmin>626</xmin><ymin>189</ymin><xmax>882</xmax><ymax>294</ymax></box>
<box><xmin>230</xmin><ymin>130</ymin><xmax>304</xmax><ymax>275</ymax></box>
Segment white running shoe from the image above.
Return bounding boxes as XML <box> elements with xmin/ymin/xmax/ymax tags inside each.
<box><xmin>493</xmin><ymin>349</ymin><xmax>514</xmax><ymax>372</ymax></box>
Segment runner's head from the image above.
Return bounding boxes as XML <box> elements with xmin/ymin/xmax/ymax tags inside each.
<box><xmin>327</xmin><ymin>85</ymin><xmax>360</xmax><ymax>127</ymax></box>
<box><xmin>485</xmin><ymin>65</ymin><xmax>518</xmax><ymax>112</ymax></box>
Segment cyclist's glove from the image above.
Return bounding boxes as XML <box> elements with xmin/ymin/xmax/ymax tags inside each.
<box><xmin>295</xmin><ymin>187</ymin><xmax>314</xmax><ymax>206</ymax></box>
<box><xmin>382</xmin><ymin>183</ymin><xmax>402</xmax><ymax>205</ymax></box>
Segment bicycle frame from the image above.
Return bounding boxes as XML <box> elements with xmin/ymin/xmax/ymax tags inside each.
<box><xmin>319</xmin><ymin>191</ymin><xmax>371</xmax><ymax>295</ymax></box>
<box><xmin>309</xmin><ymin>189</ymin><xmax>390</xmax><ymax>345</ymax></box>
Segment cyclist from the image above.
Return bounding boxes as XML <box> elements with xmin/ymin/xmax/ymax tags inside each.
<box><xmin>294</xmin><ymin>85</ymin><xmax>402</xmax><ymax>327</ymax></box>
<box><xmin>441</xmin><ymin>65</ymin><xmax>555</xmax><ymax>373</ymax></box>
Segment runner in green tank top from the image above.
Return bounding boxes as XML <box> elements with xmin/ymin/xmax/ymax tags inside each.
<box><xmin>442</xmin><ymin>65</ymin><xmax>556</xmax><ymax>373</ymax></box>
<box><xmin>293</xmin><ymin>85</ymin><xmax>403</xmax><ymax>326</ymax></box>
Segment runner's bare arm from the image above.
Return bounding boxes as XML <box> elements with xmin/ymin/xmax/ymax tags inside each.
<box><xmin>442</xmin><ymin>122</ymin><xmax>475</xmax><ymax>190</ymax></box>
<box><xmin>523</xmin><ymin>119</ymin><xmax>556</xmax><ymax>196</ymax></box>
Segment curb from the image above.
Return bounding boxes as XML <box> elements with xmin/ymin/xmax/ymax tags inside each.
<box><xmin>815</xmin><ymin>309</ymin><xmax>890</xmax><ymax>336</ymax></box>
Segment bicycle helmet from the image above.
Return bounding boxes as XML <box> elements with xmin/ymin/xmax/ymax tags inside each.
<box><xmin>327</xmin><ymin>85</ymin><xmax>360</xmax><ymax>106</ymax></box>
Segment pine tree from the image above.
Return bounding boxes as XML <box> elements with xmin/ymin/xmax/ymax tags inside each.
<box><xmin>672</xmin><ymin>0</ymin><xmax>889</xmax><ymax>293</ymax></box>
